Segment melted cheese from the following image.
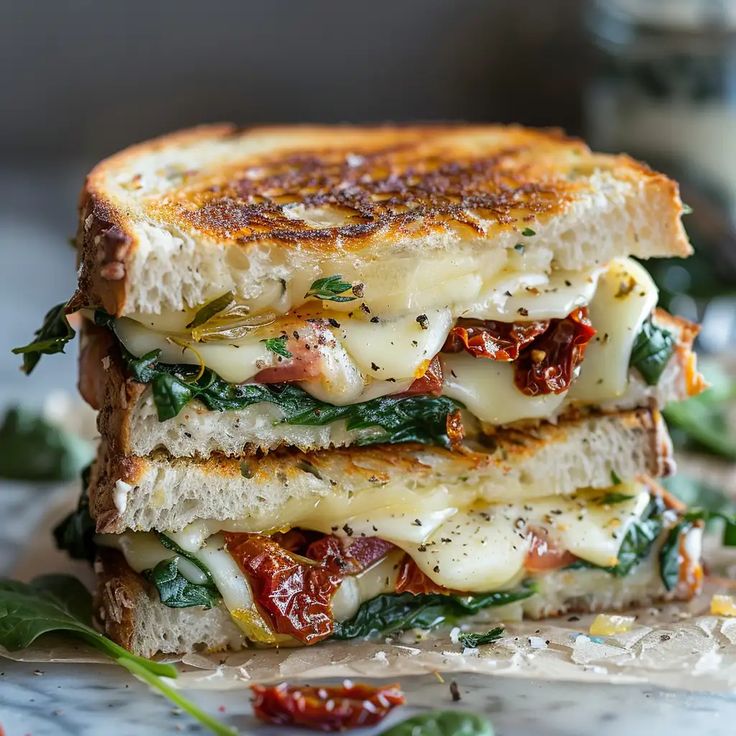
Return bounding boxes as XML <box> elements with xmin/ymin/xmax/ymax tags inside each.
<box><xmin>113</xmin><ymin>257</ymin><xmax>659</xmax><ymax>420</ymax></box>
<box><xmin>101</xmin><ymin>483</ymin><xmax>653</xmax><ymax>602</ymax></box>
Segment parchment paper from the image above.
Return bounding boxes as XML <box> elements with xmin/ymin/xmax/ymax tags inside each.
<box><xmin>5</xmin><ymin>484</ymin><xmax>736</xmax><ymax>693</ymax></box>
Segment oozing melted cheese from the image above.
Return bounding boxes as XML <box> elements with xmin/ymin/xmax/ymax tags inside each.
<box><xmin>113</xmin><ymin>258</ymin><xmax>659</xmax><ymax>420</ymax></box>
<box><xmin>98</xmin><ymin>482</ymin><xmax>652</xmax><ymax>601</ymax></box>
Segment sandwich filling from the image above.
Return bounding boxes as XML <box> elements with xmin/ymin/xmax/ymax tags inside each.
<box><xmin>95</xmin><ymin>479</ymin><xmax>704</xmax><ymax>646</ymax></box>
<box><xmin>78</xmin><ymin>256</ymin><xmax>702</xmax><ymax>450</ymax></box>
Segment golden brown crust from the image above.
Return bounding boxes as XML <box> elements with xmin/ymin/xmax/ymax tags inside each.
<box><xmin>69</xmin><ymin>124</ymin><xmax>691</xmax><ymax>316</ymax></box>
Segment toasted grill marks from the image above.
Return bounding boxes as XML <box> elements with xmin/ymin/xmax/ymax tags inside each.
<box><xmin>162</xmin><ymin>139</ymin><xmax>582</xmax><ymax>249</ymax></box>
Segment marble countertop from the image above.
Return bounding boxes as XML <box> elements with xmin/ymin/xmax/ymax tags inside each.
<box><xmin>2</xmin><ymin>168</ymin><xmax>736</xmax><ymax>735</ymax></box>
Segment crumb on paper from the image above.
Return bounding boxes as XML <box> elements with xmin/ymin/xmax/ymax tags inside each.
<box><xmin>589</xmin><ymin>614</ymin><xmax>635</xmax><ymax>636</ymax></box>
<box><xmin>711</xmin><ymin>595</ymin><xmax>736</xmax><ymax>617</ymax></box>
<box><xmin>372</xmin><ymin>651</ymin><xmax>389</xmax><ymax>664</ymax></box>
<box><xmin>449</xmin><ymin>627</ymin><xmax>461</xmax><ymax>645</ymax></box>
<box><xmin>528</xmin><ymin>636</ymin><xmax>547</xmax><ymax>650</ymax></box>
<box><xmin>450</xmin><ymin>680</ymin><xmax>461</xmax><ymax>702</ymax></box>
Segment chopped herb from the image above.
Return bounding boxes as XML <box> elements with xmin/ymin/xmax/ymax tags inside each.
<box><xmin>12</xmin><ymin>302</ymin><xmax>76</xmax><ymax>374</ymax></box>
<box><xmin>416</xmin><ymin>314</ymin><xmax>429</xmax><ymax>330</ymax></box>
<box><xmin>261</xmin><ymin>336</ymin><xmax>292</xmax><ymax>359</ymax></box>
<box><xmin>305</xmin><ymin>275</ymin><xmax>357</xmax><ymax>302</ymax></box>
<box><xmin>521</xmin><ymin>227</ymin><xmax>536</xmax><ymax>237</ymax></box>
<box><xmin>597</xmin><ymin>491</ymin><xmax>634</xmax><ymax>505</ymax></box>
<box><xmin>185</xmin><ymin>291</ymin><xmax>235</xmax><ymax>329</ymax></box>
<box><xmin>457</xmin><ymin>626</ymin><xmax>504</xmax><ymax>648</ymax></box>
<box><xmin>610</xmin><ymin>470</ymin><xmax>623</xmax><ymax>486</ymax></box>
<box><xmin>514</xmin><ymin>243</ymin><xmax>525</xmax><ymax>253</ymax></box>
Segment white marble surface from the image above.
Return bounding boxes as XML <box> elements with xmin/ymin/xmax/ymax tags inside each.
<box><xmin>1</xmin><ymin>167</ymin><xmax>736</xmax><ymax>734</ymax></box>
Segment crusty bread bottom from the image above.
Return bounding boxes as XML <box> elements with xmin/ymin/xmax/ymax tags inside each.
<box><xmin>95</xmin><ymin>548</ymin><xmax>690</xmax><ymax>658</ymax></box>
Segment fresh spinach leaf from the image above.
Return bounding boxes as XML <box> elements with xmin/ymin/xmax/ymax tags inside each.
<box><xmin>157</xmin><ymin>533</ymin><xmax>219</xmax><ymax>588</ymax></box>
<box><xmin>629</xmin><ymin>319</ymin><xmax>675</xmax><ymax>386</ymax></box>
<box><xmin>305</xmin><ymin>274</ymin><xmax>358</xmax><ymax>302</ymax></box>
<box><xmin>0</xmin><ymin>575</ymin><xmax>235</xmax><ymax>736</ymax></box>
<box><xmin>144</xmin><ymin>558</ymin><xmax>219</xmax><ymax>609</ymax></box>
<box><xmin>333</xmin><ymin>583</ymin><xmax>536</xmax><ymax>640</ymax></box>
<box><xmin>120</xmin><ymin>348</ymin><xmax>463</xmax><ymax>447</ymax></box>
<box><xmin>53</xmin><ymin>465</ymin><xmax>95</xmax><ymax>561</ymax></box>
<box><xmin>379</xmin><ymin>710</ymin><xmax>494</xmax><ymax>735</ymax></box>
<box><xmin>12</xmin><ymin>303</ymin><xmax>76</xmax><ymax>374</ymax></box>
<box><xmin>659</xmin><ymin>521</ymin><xmax>687</xmax><ymax>592</ymax></box>
<box><xmin>0</xmin><ymin>407</ymin><xmax>93</xmax><ymax>482</ymax></box>
<box><xmin>457</xmin><ymin>626</ymin><xmax>504</xmax><ymax>648</ymax></box>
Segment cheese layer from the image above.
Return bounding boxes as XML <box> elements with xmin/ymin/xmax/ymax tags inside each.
<box><xmin>113</xmin><ymin>257</ymin><xmax>659</xmax><ymax>422</ymax></box>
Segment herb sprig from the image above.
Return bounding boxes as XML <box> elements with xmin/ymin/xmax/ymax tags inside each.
<box><xmin>305</xmin><ymin>275</ymin><xmax>358</xmax><ymax>302</ymax></box>
<box><xmin>12</xmin><ymin>302</ymin><xmax>76</xmax><ymax>374</ymax></box>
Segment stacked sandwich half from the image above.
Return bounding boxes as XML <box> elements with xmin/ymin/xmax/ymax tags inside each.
<box><xmin>21</xmin><ymin>125</ymin><xmax>707</xmax><ymax>656</ymax></box>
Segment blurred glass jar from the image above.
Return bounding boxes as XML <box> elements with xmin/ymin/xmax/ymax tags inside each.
<box><xmin>586</xmin><ymin>0</ymin><xmax>736</xmax><ymax>353</ymax></box>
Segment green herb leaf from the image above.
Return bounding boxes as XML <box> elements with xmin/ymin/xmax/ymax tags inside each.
<box><xmin>12</xmin><ymin>303</ymin><xmax>76</xmax><ymax>374</ymax></box>
<box><xmin>157</xmin><ymin>534</ymin><xmax>219</xmax><ymax>589</ymax></box>
<box><xmin>379</xmin><ymin>710</ymin><xmax>494</xmax><ymax>736</ymax></box>
<box><xmin>53</xmin><ymin>465</ymin><xmax>95</xmax><ymax>561</ymax></box>
<box><xmin>659</xmin><ymin>521</ymin><xmax>686</xmax><ymax>591</ymax></box>
<box><xmin>261</xmin><ymin>336</ymin><xmax>292</xmax><ymax>359</ymax></box>
<box><xmin>520</xmin><ymin>227</ymin><xmax>536</xmax><ymax>237</ymax></box>
<box><xmin>597</xmin><ymin>491</ymin><xmax>634</xmax><ymax>505</ymax></box>
<box><xmin>514</xmin><ymin>243</ymin><xmax>525</xmax><ymax>252</ymax></box>
<box><xmin>610</xmin><ymin>470</ymin><xmax>622</xmax><ymax>486</ymax></box>
<box><xmin>186</xmin><ymin>292</ymin><xmax>236</xmax><ymax>329</ymax></box>
<box><xmin>333</xmin><ymin>583</ymin><xmax>536</xmax><ymax>640</ymax></box>
<box><xmin>119</xmin><ymin>347</ymin><xmax>463</xmax><ymax>447</ymax></box>
<box><xmin>0</xmin><ymin>407</ymin><xmax>93</xmax><ymax>482</ymax></box>
<box><xmin>457</xmin><ymin>626</ymin><xmax>504</xmax><ymax>648</ymax></box>
<box><xmin>0</xmin><ymin>575</ymin><xmax>235</xmax><ymax>736</ymax></box>
<box><xmin>144</xmin><ymin>559</ymin><xmax>219</xmax><ymax>609</ymax></box>
<box><xmin>629</xmin><ymin>319</ymin><xmax>675</xmax><ymax>386</ymax></box>
<box><xmin>305</xmin><ymin>274</ymin><xmax>357</xmax><ymax>302</ymax></box>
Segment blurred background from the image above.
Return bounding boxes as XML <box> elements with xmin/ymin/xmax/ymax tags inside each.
<box><xmin>0</xmin><ymin>0</ymin><xmax>734</xmax><ymax>529</ymax></box>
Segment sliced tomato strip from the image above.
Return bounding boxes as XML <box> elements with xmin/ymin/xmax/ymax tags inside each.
<box><xmin>395</xmin><ymin>553</ymin><xmax>449</xmax><ymax>595</ymax></box>
<box><xmin>251</xmin><ymin>681</ymin><xmax>405</xmax><ymax>731</ymax></box>
<box><xmin>513</xmin><ymin>307</ymin><xmax>596</xmax><ymax>395</ymax></box>
<box><xmin>403</xmin><ymin>355</ymin><xmax>444</xmax><ymax>395</ymax></box>
<box><xmin>443</xmin><ymin>318</ymin><xmax>548</xmax><ymax>361</ymax></box>
<box><xmin>524</xmin><ymin>527</ymin><xmax>577</xmax><ymax>572</ymax></box>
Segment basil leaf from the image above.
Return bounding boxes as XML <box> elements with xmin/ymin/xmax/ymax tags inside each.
<box><xmin>186</xmin><ymin>291</ymin><xmax>235</xmax><ymax>329</ymax></box>
<box><xmin>119</xmin><ymin>347</ymin><xmax>463</xmax><ymax>447</ymax></box>
<box><xmin>53</xmin><ymin>465</ymin><xmax>95</xmax><ymax>561</ymax></box>
<box><xmin>12</xmin><ymin>302</ymin><xmax>76</xmax><ymax>374</ymax></box>
<box><xmin>0</xmin><ymin>407</ymin><xmax>93</xmax><ymax>482</ymax></box>
<box><xmin>144</xmin><ymin>558</ymin><xmax>219</xmax><ymax>609</ymax></box>
<box><xmin>261</xmin><ymin>336</ymin><xmax>292</xmax><ymax>359</ymax></box>
<box><xmin>333</xmin><ymin>583</ymin><xmax>536</xmax><ymax>640</ymax></box>
<box><xmin>379</xmin><ymin>710</ymin><xmax>494</xmax><ymax>736</ymax></box>
<box><xmin>457</xmin><ymin>626</ymin><xmax>504</xmax><ymax>648</ymax></box>
<box><xmin>629</xmin><ymin>319</ymin><xmax>675</xmax><ymax>386</ymax></box>
<box><xmin>0</xmin><ymin>576</ymin><xmax>236</xmax><ymax>735</ymax></box>
<box><xmin>305</xmin><ymin>274</ymin><xmax>357</xmax><ymax>302</ymax></box>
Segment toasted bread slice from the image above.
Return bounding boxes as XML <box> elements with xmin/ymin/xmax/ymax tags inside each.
<box><xmin>89</xmin><ymin>407</ymin><xmax>672</xmax><ymax>534</ymax></box>
<box><xmin>70</xmin><ymin>124</ymin><xmax>690</xmax><ymax>317</ymax></box>
<box><xmin>95</xmin><ymin>542</ymin><xmax>697</xmax><ymax>658</ymax></box>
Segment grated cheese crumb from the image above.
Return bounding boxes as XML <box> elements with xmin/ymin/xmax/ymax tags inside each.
<box><xmin>589</xmin><ymin>614</ymin><xmax>635</xmax><ymax>636</ymax></box>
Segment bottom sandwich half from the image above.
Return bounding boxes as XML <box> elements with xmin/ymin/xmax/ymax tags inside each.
<box><xmin>87</xmin><ymin>471</ymin><xmax>703</xmax><ymax>658</ymax></box>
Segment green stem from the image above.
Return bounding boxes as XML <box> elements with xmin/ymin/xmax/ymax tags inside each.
<box><xmin>76</xmin><ymin>630</ymin><xmax>178</xmax><ymax>678</ymax></box>
<box><xmin>118</xmin><ymin>658</ymin><xmax>238</xmax><ymax>736</ymax></box>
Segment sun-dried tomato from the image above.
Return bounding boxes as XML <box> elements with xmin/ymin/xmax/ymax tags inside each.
<box><xmin>513</xmin><ymin>307</ymin><xmax>596</xmax><ymax>395</ymax></box>
<box><xmin>443</xmin><ymin>318</ymin><xmax>548</xmax><ymax>361</ymax></box>
<box><xmin>224</xmin><ymin>533</ymin><xmax>342</xmax><ymax>644</ymax></box>
<box><xmin>225</xmin><ymin>532</ymin><xmax>395</xmax><ymax>644</ymax></box>
<box><xmin>251</xmin><ymin>680</ymin><xmax>405</xmax><ymax>731</ymax></box>
<box><xmin>403</xmin><ymin>355</ymin><xmax>444</xmax><ymax>395</ymax></box>
<box><xmin>395</xmin><ymin>553</ymin><xmax>449</xmax><ymax>595</ymax></box>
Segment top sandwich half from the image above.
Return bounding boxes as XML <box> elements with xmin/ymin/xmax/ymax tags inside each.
<box><xmin>51</xmin><ymin>124</ymin><xmax>704</xmax><ymax>456</ymax></box>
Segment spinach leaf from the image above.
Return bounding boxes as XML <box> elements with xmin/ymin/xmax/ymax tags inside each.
<box><xmin>333</xmin><ymin>584</ymin><xmax>536</xmax><ymax>640</ymax></box>
<box><xmin>53</xmin><ymin>465</ymin><xmax>96</xmax><ymax>561</ymax></box>
<box><xmin>305</xmin><ymin>274</ymin><xmax>358</xmax><ymax>302</ymax></box>
<box><xmin>659</xmin><ymin>521</ymin><xmax>687</xmax><ymax>592</ymax></box>
<box><xmin>457</xmin><ymin>626</ymin><xmax>504</xmax><ymax>648</ymax></box>
<box><xmin>0</xmin><ymin>575</ymin><xmax>235</xmax><ymax>736</ymax></box>
<box><xmin>629</xmin><ymin>318</ymin><xmax>675</xmax><ymax>386</ymax></box>
<box><xmin>0</xmin><ymin>407</ymin><xmax>93</xmax><ymax>482</ymax></box>
<box><xmin>12</xmin><ymin>302</ymin><xmax>76</xmax><ymax>374</ymax></box>
<box><xmin>144</xmin><ymin>558</ymin><xmax>219</xmax><ymax>609</ymax></box>
<box><xmin>379</xmin><ymin>710</ymin><xmax>494</xmax><ymax>736</ymax></box>
<box><xmin>568</xmin><ymin>496</ymin><xmax>665</xmax><ymax>577</ymax></box>
<box><xmin>120</xmin><ymin>348</ymin><xmax>463</xmax><ymax>447</ymax></box>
